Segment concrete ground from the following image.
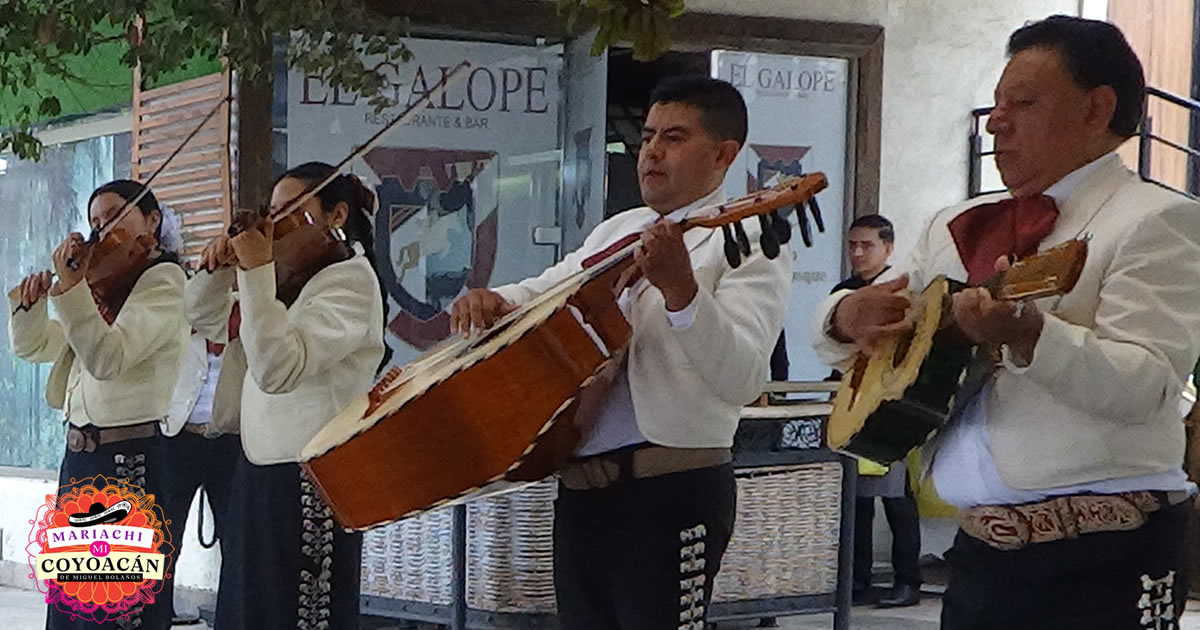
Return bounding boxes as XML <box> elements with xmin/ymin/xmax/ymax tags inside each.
<box><xmin>5</xmin><ymin>585</ymin><xmax>1200</xmax><ymax>629</ymax></box>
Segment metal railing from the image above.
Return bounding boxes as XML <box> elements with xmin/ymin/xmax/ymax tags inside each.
<box><xmin>968</xmin><ymin>86</ymin><xmax>1200</xmax><ymax>200</ymax></box>
<box><xmin>967</xmin><ymin>105</ymin><xmax>1001</xmax><ymax>198</ymax></box>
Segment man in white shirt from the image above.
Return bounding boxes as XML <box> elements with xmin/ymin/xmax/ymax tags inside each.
<box><xmin>811</xmin><ymin>16</ymin><xmax>1200</xmax><ymax>629</ymax></box>
<box><xmin>158</xmin><ymin>327</ymin><xmax>241</xmax><ymax>624</ymax></box>
<box><xmin>450</xmin><ymin>76</ymin><xmax>791</xmax><ymax>630</ymax></box>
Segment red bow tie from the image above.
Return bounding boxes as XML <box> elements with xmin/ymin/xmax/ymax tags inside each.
<box><xmin>947</xmin><ymin>195</ymin><xmax>1059</xmax><ymax>284</ymax></box>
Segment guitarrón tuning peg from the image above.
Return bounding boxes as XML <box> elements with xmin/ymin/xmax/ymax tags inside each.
<box><xmin>798</xmin><ymin>208</ymin><xmax>814</xmax><ymax>248</ymax></box>
<box><xmin>732</xmin><ymin>220</ymin><xmax>751</xmax><ymax>257</ymax></box>
<box><xmin>757</xmin><ymin>214</ymin><xmax>781</xmax><ymax>259</ymax></box>
<box><xmin>808</xmin><ymin>196</ymin><xmax>825</xmax><ymax>233</ymax></box>
<box><xmin>721</xmin><ymin>223</ymin><xmax>742</xmax><ymax>268</ymax></box>
<box><xmin>772</xmin><ymin>210</ymin><xmax>792</xmax><ymax>245</ymax></box>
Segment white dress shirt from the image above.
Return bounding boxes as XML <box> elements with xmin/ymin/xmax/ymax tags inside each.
<box><xmin>573</xmin><ymin>189</ymin><xmax>715</xmax><ymax>457</ymax></box>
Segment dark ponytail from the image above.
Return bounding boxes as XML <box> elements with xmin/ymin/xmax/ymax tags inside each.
<box><xmin>277</xmin><ymin>162</ymin><xmax>393</xmax><ymax>371</ymax></box>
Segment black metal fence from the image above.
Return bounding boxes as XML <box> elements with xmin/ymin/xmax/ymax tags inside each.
<box><xmin>968</xmin><ymin>86</ymin><xmax>1200</xmax><ymax>200</ymax></box>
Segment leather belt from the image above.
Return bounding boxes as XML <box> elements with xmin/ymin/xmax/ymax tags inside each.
<box><xmin>559</xmin><ymin>445</ymin><xmax>732</xmax><ymax>491</ymax></box>
<box><xmin>960</xmin><ymin>490</ymin><xmax>1191</xmax><ymax>551</ymax></box>
<box><xmin>67</xmin><ymin>422</ymin><xmax>159</xmax><ymax>453</ymax></box>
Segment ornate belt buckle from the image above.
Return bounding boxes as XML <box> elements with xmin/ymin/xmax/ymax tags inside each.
<box><xmin>65</xmin><ymin>426</ymin><xmax>98</xmax><ymax>453</ymax></box>
<box><xmin>66</xmin><ymin>428</ymin><xmax>86</xmax><ymax>453</ymax></box>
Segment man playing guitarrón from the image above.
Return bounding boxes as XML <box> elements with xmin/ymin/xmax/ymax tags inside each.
<box><xmin>811</xmin><ymin>16</ymin><xmax>1200</xmax><ymax>629</ymax></box>
<box><xmin>450</xmin><ymin>75</ymin><xmax>791</xmax><ymax>630</ymax></box>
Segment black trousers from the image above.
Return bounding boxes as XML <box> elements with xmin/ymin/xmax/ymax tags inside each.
<box><xmin>157</xmin><ymin>431</ymin><xmax>240</xmax><ymax>616</ymax></box>
<box><xmin>48</xmin><ymin>433</ymin><xmax>172</xmax><ymax>630</ymax></box>
<box><xmin>942</xmin><ymin>500</ymin><xmax>1194</xmax><ymax>630</ymax></box>
<box><xmin>554</xmin><ymin>463</ymin><xmax>737</xmax><ymax>630</ymax></box>
<box><xmin>214</xmin><ymin>453</ymin><xmax>363</xmax><ymax>630</ymax></box>
<box><xmin>854</xmin><ymin>486</ymin><xmax>922</xmax><ymax>589</ymax></box>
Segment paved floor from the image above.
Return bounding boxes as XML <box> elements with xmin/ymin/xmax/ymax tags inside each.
<box><xmin>5</xmin><ymin>585</ymin><xmax>1200</xmax><ymax>629</ymax></box>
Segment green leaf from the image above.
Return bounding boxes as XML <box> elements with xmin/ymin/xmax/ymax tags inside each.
<box><xmin>37</xmin><ymin>96</ymin><xmax>61</xmax><ymax>117</ymax></box>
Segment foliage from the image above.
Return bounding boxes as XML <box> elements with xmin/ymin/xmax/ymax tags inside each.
<box><xmin>1</xmin><ymin>0</ymin><xmax>687</xmax><ymax>161</ymax></box>
<box><xmin>0</xmin><ymin>0</ymin><xmax>411</xmax><ymax>161</ymax></box>
<box><xmin>557</xmin><ymin>0</ymin><xmax>686</xmax><ymax>61</ymax></box>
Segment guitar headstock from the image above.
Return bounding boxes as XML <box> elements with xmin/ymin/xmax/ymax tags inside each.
<box><xmin>995</xmin><ymin>238</ymin><xmax>1088</xmax><ymax>301</ymax></box>
<box><xmin>687</xmin><ymin>173</ymin><xmax>828</xmax><ymax>268</ymax></box>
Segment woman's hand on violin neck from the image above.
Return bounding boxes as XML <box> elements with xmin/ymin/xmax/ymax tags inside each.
<box><xmin>18</xmin><ymin>270</ymin><xmax>52</xmax><ymax>309</ymax></box>
<box><xmin>201</xmin><ymin>235</ymin><xmax>238</xmax><ymax>271</ymax></box>
<box><xmin>49</xmin><ymin>233</ymin><xmax>89</xmax><ymax>295</ymax></box>
<box><xmin>230</xmin><ymin>220</ymin><xmax>274</xmax><ymax>270</ymax></box>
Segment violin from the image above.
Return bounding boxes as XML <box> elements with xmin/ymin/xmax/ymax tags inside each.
<box><xmin>11</xmin><ymin>211</ymin><xmax>164</xmax><ymax>324</ymax></box>
<box><xmin>83</xmin><ymin>226</ymin><xmax>162</xmax><ymax>323</ymax></box>
<box><xmin>12</xmin><ymin>96</ymin><xmax>232</xmax><ymax>320</ymax></box>
<box><xmin>201</xmin><ymin>60</ymin><xmax>474</xmax><ymax>303</ymax></box>
<box><xmin>224</xmin><ymin>205</ymin><xmax>352</xmax><ymax>306</ymax></box>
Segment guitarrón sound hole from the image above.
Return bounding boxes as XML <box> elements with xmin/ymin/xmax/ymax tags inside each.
<box><xmin>848</xmin><ymin>357</ymin><xmax>869</xmax><ymax>406</ymax></box>
<box><xmin>892</xmin><ymin>331</ymin><xmax>915</xmax><ymax>369</ymax></box>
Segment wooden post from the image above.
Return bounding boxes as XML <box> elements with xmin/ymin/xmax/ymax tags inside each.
<box><xmin>234</xmin><ymin>69</ymin><xmax>274</xmax><ymax>211</ymax></box>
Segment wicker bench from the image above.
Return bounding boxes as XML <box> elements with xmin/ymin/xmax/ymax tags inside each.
<box><xmin>360</xmin><ymin>391</ymin><xmax>855</xmax><ymax>629</ymax></box>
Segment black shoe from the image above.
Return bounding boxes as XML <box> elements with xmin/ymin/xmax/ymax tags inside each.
<box><xmin>876</xmin><ymin>583</ymin><xmax>920</xmax><ymax>608</ymax></box>
<box><xmin>851</xmin><ymin>585</ymin><xmax>875</xmax><ymax>606</ymax></box>
<box><xmin>171</xmin><ymin>612</ymin><xmax>202</xmax><ymax>625</ymax></box>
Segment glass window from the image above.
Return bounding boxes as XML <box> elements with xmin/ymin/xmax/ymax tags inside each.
<box><xmin>0</xmin><ymin>132</ymin><xmax>130</xmax><ymax>469</ymax></box>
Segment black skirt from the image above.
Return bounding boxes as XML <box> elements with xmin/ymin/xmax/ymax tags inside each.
<box><xmin>47</xmin><ymin>431</ymin><xmax>173</xmax><ymax>630</ymax></box>
<box><xmin>214</xmin><ymin>451</ymin><xmax>362</xmax><ymax>630</ymax></box>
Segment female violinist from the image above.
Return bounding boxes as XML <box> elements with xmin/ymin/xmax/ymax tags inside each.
<box><xmin>187</xmin><ymin>162</ymin><xmax>386</xmax><ymax>630</ymax></box>
<box><xmin>8</xmin><ymin>179</ymin><xmax>187</xmax><ymax>630</ymax></box>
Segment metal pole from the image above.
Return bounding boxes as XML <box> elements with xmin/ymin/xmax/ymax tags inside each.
<box><xmin>1139</xmin><ymin>114</ymin><xmax>1154</xmax><ymax>182</ymax></box>
<box><xmin>452</xmin><ymin>504</ymin><xmax>468</xmax><ymax>630</ymax></box>
<box><xmin>833</xmin><ymin>453</ymin><xmax>857</xmax><ymax>630</ymax></box>
<box><xmin>1189</xmin><ymin>0</ymin><xmax>1200</xmax><ymax>196</ymax></box>
<box><xmin>968</xmin><ymin>131</ymin><xmax>982</xmax><ymax>199</ymax></box>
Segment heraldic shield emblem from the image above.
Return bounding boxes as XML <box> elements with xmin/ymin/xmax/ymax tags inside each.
<box><xmin>747</xmin><ymin>144</ymin><xmax>811</xmax><ymax>191</ymax></box>
<box><xmin>364</xmin><ymin>147</ymin><xmax>500</xmax><ymax>350</ymax></box>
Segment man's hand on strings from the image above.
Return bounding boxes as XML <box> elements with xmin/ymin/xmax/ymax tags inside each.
<box><xmin>830</xmin><ymin>275</ymin><xmax>913</xmax><ymax>357</ymax></box>
<box><xmin>952</xmin><ymin>256</ymin><xmax>1043</xmax><ymax>364</ymax></box>
<box><xmin>450</xmin><ymin>289</ymin><xmax>516</xmax><ymax>336</ymax></box>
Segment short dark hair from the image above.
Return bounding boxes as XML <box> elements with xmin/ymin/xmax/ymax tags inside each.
<box><xmin>1007</xmin><ymin>15</ymin><xmax>1145</xmax><ymax>137</ymax></box>
<box><xmin>849</xmin><ymin>214</ymin><xmax>894</xmax><ymax>244</ymax></box>
<box><xmin>648</xmin><ymin>75</ymin><xmax>748</xmax><ymax>146</ymax></box>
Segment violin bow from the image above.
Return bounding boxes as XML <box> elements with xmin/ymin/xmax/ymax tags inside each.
<box><xmin>12</xmin><ymin>90</ymin><xmax>233</xmax><ymax>315</ymax></box>
<box><xmin>78</xmin><ymin>94</ymin><xmax>234</xmax><ymax>262</ymax></box>
<box><xmin>218</xmin><ymin>60</ymin><xmax>474</xmax><ymax>249</ymax></box>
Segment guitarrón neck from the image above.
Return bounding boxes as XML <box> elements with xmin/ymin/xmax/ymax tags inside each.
<box><xmin>981</xmin><ymin>262</ymin><xmax>1073</xmax><ymax>302</ymax></box>
<box><xmin>578</xmin><ymin>213</ymin><xmax>712</xmax><ymax>273</ymax></box>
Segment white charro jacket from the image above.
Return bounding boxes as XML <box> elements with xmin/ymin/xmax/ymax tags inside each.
<box><xmin>811</xmin><ymin>155</ymin><xmax>1200</xmax><ymax>490</ymax></box>
<box><xmin>186</xmin><ymin>256</ymin><xmax>384</xmax><ymax>464</ymax></box>
<box><xmin>495</xmin><ymin>197</ymin><xmax>792</xmax><ymax>449</ymax></box>
<box><xmin>8</xmin><ymin>263</ymin><xmax>188</xmax><ymax>428</ymax></box>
